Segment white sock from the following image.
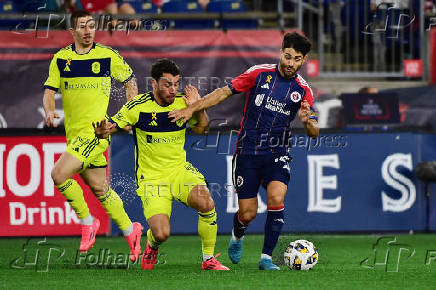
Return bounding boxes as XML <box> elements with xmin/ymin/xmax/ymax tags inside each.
<box><xmin>80</xmin><ymin>215</ymin><xmax>94</xmax><ymax>226</ymax></box>
<box><xmin>203</xmin><ymin>254</ymin><xmax>214</xmax><ymax>261</ymax></box>
<box><xmin>122</xmin><ymin>223</ymin><xmax>133</xmax><ymax>236</ymax></box>
<box><xmin>261</xmin><ymin>253</ymin><xmax>272</xmax><ymax>260</ymax></box>
<box><xmin>232</xmin><ymin>229</ymin><xmax>244</xmax><ymax>242</ymax></box>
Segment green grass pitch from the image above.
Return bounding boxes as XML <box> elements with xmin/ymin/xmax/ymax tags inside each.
<box><xmin>1</xmin><ymin>234</ymin><xmax>436</xmax><ymax>289</ymax></box>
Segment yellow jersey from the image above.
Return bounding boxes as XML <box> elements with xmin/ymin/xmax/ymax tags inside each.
<box><xmin>110</xmin><ymin>92</ymin><xmax>197</xmax><ymax>182</ymax></box>
<box><xmin>44</xmin><ymin>42</ymin><xmax>133</xmax><ymax>143</ymax></box>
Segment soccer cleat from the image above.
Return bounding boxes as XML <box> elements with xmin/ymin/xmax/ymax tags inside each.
<box><xmin>79</xmin><ymin>218</ymin><xmax>100</xmax><ymax>253</ymax></box>
<box><xmin>202</xmin><ymin>253</ymin><xmax>230</xmax><ymax>270</ymax></box>
<box><xmin>125</xmin><ymin>222</ymin><xmax>143</xmax><ymax>262</ymax></box>
<box><xmin>141</xmin><ymin>241</ymin><xmax>158</xmax><ymax>270</ymax></box>
<box><xmin>228</xmin><ymin>238</ymin><xmax>243</xmax><ymax>264</ymax></box>
<box><xmin>258</xmin><ymin>258</ymin><xmax>280</xmax><ymax>270</ymax></box>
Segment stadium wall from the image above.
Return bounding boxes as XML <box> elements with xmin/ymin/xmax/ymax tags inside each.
<box><xmin>110</xmin><ymin>131</ymin><xmax>436</xmax><ymax>235</ymax></box>
<box><xmin>3</xmin><ymin>131</ymin><xmax>435</xmax><ymax>236</ymax></box>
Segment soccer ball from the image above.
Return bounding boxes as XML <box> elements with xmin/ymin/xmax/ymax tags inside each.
<box><xmin>284</xmin><ymin>239</ymin><xmax>318</xmax><ymax>270</ymax></box>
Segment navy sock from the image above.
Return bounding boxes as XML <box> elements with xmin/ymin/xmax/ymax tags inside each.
<box><xmin>262</xmin><ymin>206</ymin><xmax>284</xmax><ymax>256</ymax></box>
<box><xmin>233</xmin><ymin>211</ymin><xmax>247</xmax><ymax>239</ymax></box>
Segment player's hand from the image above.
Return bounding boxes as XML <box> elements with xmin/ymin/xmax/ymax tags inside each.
<box><xmin>92</xmin><ymin>119</ymin><xmax>115</xmax><ymax>139</ymax></box>
<box><xmin>45</xmin><ymin>111</ymin><xmax>60</xmax><ymax>127</ymax></box>
<box><xmin>298</xmin><ymin>100</ymin><xmax>311</xmax><ymax>124</ymax></box>
<box><xmin>121</xmin><ymin>125</ymin><xmax>132</xmax><ymax>132</ymax></box>
<box><xmin>169</xmin><ymin>107</ymin><xmax>194</xmax><ymax>124</ymax></box>
<box><xmin>183</xmin><ymin>84</ymin><xmax>201</xmax><ymax>106</ymax></box>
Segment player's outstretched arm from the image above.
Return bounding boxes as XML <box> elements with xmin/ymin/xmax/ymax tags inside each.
<box><xmin>298</xmin><ymin>100</ymin><xmax>319</xmax><ymax>138</ymax></box>
<box><xmin>43</xmin><ymin>88</ymin><xmax>60</xmax><ymax>127</ymax></box>
<box><xmin>183</xmin><ymin>85</ymin><xmax>209</xmax><ymax>135</ymax></box>
<box><xmin>124</xmin><ymin>77</ymin><xmax>138</xmax><ymax>101</ymax></box>
<box><xmin>169</xmin><ymin>85</ymin><xmax>233</xmax><ymax>123</ymax></box>
<box><xmin>93</xmin><ymin>119</ymin><xmax>118</xmax><ymax>139</ymax></box>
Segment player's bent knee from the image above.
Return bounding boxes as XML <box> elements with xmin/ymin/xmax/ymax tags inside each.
<box><xmin>88</xmin><ymin>183</ymin><xmax>108</xmax><ymax>197</ymax></box>
<box><xmin>239</xmin><ymin>210</ymin><xmax>257</xmax><ymax>224</ymax></box>
<box><xmin>152</xmin><ymin>228</ymin><xmax>170</xmax><ymax>242</ymax></box>
<box><xmin>51</xmin><ymin>167</ymin><xmax>67</xmax><ymax>186</ymax></box>
<box><xmin>198</xmin><ymin>197</ymin><xmax>215</xmax><ymax>213</ymax></box>
<box><xmin>267</xmin><ymin>195</ymin><xmax>285</xmax><ymax>207</ymax></box>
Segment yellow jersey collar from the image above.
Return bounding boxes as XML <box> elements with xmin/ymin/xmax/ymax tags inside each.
<box><xmin>71</xmin><ymin>42</ymin><xmax>96</xmax><ymax>55</ymax></box>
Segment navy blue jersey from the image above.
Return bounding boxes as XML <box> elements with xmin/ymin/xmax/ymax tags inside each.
<box><xmin>229</xmin><ymin>64</ymin><xmax>316</xmax><ymax>155</ymax></box>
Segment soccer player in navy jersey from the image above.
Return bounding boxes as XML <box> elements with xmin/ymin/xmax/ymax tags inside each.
<box><xmin>169</xmin><ymin>32</ymin><xmax>319</xmax><ymax>270</ymax></box>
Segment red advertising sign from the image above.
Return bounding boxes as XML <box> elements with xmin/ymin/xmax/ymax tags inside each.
<box><xmin>403</xmin><ymin>59</ymin><xmax>423</xmax><ymax>77</ymax></box>
<box><xmin>431</xmin><ymin>29</ymin><xmax>436</xmax><ymax>84</ymax></box>
<box><xmin>0</xmin><ymin>136</ymin><xmax>110</xmax><ymax>236</ymax></box>
<box><xmin>306</xmin><ymin>60</ymin><xmax>320</xmax><ymax>77</ymax></box>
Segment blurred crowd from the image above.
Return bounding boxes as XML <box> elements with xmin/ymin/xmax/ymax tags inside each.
<box><xmin>0</xmin><ymin>0</ymin><xmax>235</xmax><ymax>14</ymax></box>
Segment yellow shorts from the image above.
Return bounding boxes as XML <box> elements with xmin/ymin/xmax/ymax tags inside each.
<box><xmin>65</xmin><ymin>134</ymin><xmax>109</xmax><ymax>173</ymax></box>
<box><xmin>137</xmin><ymin>162</ymin><xmax>207</xmax><ymax>220</ymax></box>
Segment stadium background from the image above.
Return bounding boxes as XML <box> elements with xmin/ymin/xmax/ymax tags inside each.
<box><xmin>1</xmin><ymin>1</ymin><xmax>436</xmax><ymax>286</ymax></box>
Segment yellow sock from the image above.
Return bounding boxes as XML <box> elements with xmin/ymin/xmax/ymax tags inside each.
<box><xmin>57</xmin><ymin>179</ymin><xmax>90</xmax><ymax>219</ymax></box>
<box><xmin>147</xmin><ymin>229</ymin><xmax>161</xmax><ymax>249</ymax></box>
<box><xmin>98</xmin><ymin>188</ymin><xmax>131</xmax><ymax>231</ymax></box>
<box><xmin>198</xmin><ymin>208</ymin><xmax>217</xmax><ymax>256</ymax></box>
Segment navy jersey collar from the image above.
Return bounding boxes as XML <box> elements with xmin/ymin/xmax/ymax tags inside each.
<box><xmin>72</xmin><ymin>42</ymin><xmax>96</xmax><ymax>55</ymax></box>
<box><xmin>148</xmin><ymin>91</ymin><xmax>168</xmax><ymax>107</ymax></box>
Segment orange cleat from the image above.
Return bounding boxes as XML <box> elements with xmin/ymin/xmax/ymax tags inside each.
<box><xmin>141</xmin><ymin>241</ymin><xmax>158</xmax><ymax>270</ymax></box>
<box><xmin>125</xmin><ymin>222</ymin><xmax>143</xmax><ymax>262</ymax></box>
<box><xmin>201</xmin><ymin>253</ymin><xmax>230</xmax><ymax>270</ymax></box>
<box><xmin>79</xmin><ymin>218</ymin><xmax>100</xmax><ymax>253</ymax></box>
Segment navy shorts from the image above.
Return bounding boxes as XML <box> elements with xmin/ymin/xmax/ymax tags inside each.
<box><xmin>232</xmin><ymin>153</ymin><xmax>291</xmax><ymax>199</ymax></box>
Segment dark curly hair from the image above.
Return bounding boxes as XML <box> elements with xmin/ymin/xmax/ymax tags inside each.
<box><xmin>282</xmin><ymin>32</ymin><xmax>312</xmax><ymax>56</ymax></box>
<box><xmin>151</xmin><ymin>58</ymin><xmax>181</xmax><ymax>81</ymax></box>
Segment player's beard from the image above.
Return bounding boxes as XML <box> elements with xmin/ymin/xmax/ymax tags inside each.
<box><xmin>279</xmin><ymin>61</ymin><xmax>302</xmax><ymax>79</ymax></box>
<box><xmin>156</xmin><ymin>89</ymin><xmax>176</xmax><ymax>106</ymax></box>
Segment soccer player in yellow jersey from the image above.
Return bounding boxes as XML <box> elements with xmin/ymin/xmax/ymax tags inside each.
<box><xmin>93</xmin><ymin>59</ymin><xmax>229</xmax><ymax>270</ymax></box>
<box><xmin>42</xmin><ymin>10</ymin><xmax>143</xmax><ymax>261</ymax></box>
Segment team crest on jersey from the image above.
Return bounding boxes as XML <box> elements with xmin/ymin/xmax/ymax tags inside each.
<box><xmin>291</xmin><ymin>91</ymin><xmax>302</xmax><ymax>103</ymax></box>
<box><xmin>237</xmin><ymin>176</ymin><xmax>244</xmax><ymax>187</ymax></box>
<box><xmin>255</xmin><ymin>94</ymin><xmax>265</xmax><ymax>106</ymax></box>
<box><xmin>91</xmin><ymin>61</ymin><xmax>100</xmax><ymax>74</ymax></box>
<box><xmin>176</xmin><ymin>119</ymin><xmax>184</xmax><ymax>127</ymax></box>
